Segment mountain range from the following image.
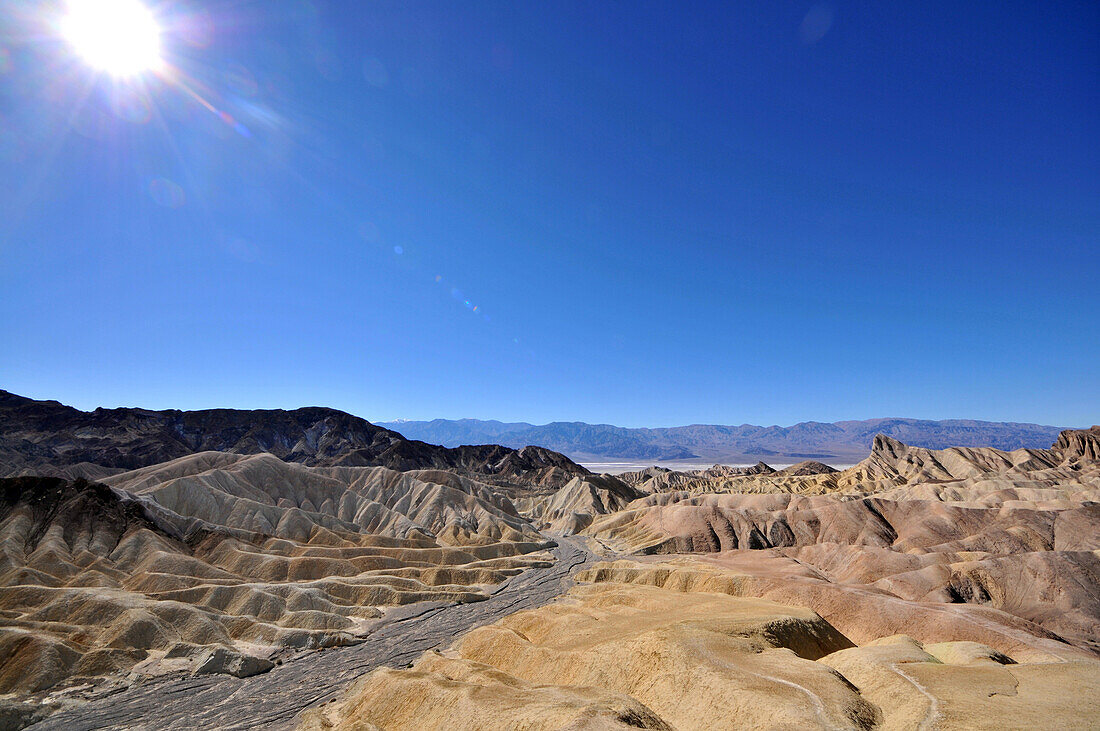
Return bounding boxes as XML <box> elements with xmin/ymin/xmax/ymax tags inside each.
<box><xmin>0</xmin><ymin>390</ymin><xmax>587</xmax><ymax>486</ymax></box>
<box><xmin>377</xmin><ymin>417</ymin><xmax>1070</xmax><ymax>463</ymax></box>
<box><xmin>0</xmin><ymin>387</ymin><xmax>1073</xmax><ymax>470</ymax></box>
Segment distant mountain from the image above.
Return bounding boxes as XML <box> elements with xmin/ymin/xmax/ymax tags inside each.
<box><xmin>376</xmin><ymin>417</ymin><xmax>1071</xmax><ymax>464</ymax></box>
<box><xmin>0</xmin><ymin>390</ymin><xmax>588</xmax><ymax>485</ymax></box>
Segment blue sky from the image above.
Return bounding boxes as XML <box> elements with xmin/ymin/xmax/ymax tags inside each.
<box><xmin>1</xmin><ymin>1</ymin><xmax>1097</xmax><ymax>427</ymax></box>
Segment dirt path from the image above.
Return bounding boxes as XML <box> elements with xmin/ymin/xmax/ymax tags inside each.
<box><xmin>29</xmin><ymin>539</ymin><xmax>594</xmax><ymax>731</ymax></box>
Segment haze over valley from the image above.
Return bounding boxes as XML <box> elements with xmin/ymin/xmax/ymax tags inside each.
<box><xmin>378</xmin><ymin>417</ymin><xmax>1068</xmax><ymax>464</ymax></box>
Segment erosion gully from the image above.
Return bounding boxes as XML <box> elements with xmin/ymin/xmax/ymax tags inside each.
<box><xmin>29</xmin><ymin>538</ymin><xmax>595</xmax><ymax>731</ymax></box>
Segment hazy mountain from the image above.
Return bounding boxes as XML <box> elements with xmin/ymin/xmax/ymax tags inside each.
<box><xmin>377</xmin><ymin>417</ymin><xmax>1070</xmax><ymax>464</ymax></box>
<box><xmin>0</xmin><ymin>390</ymin><xmax>587</xmax><ymax>485</ymax></box>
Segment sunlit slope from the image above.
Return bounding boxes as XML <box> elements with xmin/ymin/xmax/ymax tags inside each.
<box><xmin>581</xmin><ymin>428</ymin><xmax>1100</xmax><ymax>657</ymax></box>
<box><xmin>304</xmin><ymin>578</ymin><xmax>1100</xmax><ymax>730</ymax></box>
<box><xmin>0</xmin><ymin>453</ymin><xmax>557</xmax><ymax>694</ymax></box>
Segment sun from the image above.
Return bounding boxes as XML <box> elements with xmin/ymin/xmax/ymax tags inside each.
<box><xmin>61</xmin><ymin>0</ymin><xmax>163</xmax><ymax>77</ymax></box>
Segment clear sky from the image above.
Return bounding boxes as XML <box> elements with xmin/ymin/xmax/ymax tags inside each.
<box><xmin>1</xmin><ymin>1</ymin><xmax>1097</xmax><ymax>427</ymax></box>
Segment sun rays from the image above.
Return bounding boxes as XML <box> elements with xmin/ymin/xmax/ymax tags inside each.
<box><xmin>61</xmin><ymin>0</ymin><xmax>163</xmax><ymax>77</ymax></box>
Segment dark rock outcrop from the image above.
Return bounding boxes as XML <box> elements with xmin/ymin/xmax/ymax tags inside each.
<box><xmin>0</xmin><ymin>390</ymin><xmax>587</xmax><ymax>485</ymax></box>
<box><xmin>779</xmin><ymin>460</ymin><xmax>838</xmax><ymax>476</ymax></box>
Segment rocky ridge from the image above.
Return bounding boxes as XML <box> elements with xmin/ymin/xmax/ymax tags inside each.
<box><xmin>0</xmin><ymin>390</ymin><xmax>588</xmax><ymax>488</ymax></box>
<box><xmin>0</xmin><ymin>454</ymin><xmax>559</xmax><ymax>700</ymax></box>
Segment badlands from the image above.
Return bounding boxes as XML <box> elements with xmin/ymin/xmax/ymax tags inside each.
<box><xmin>0</xmin><ymin>391</ymin><xmax>1097</xmax><ymax>729</ymax></box>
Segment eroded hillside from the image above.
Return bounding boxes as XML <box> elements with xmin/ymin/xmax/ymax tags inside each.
<box><xmin>0</xmin><ymin>455</ymin><xmax>557</xmax><ymax>700</ymax></box>
<box><xmin>1</xmin><ymin>416</ymin><xmax>1097</xmax><ymax>730</ymax></box>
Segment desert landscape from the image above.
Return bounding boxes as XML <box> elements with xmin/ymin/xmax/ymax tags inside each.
<box><xmin>5</xmin><ymin>1</ymin><xmax>1095</xmax><ymax>727</ymax></box>
<box><xmin>0</xmin><ymin>391</ymin><xmax>1096</xmax><ymax>729</ymax></box>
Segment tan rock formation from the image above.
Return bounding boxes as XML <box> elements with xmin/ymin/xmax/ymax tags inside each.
<box><xmin>302</xmin><ymin>582</ymin><xmax>879</xmax><ymax>730</ymax></box>
<box><xmin>0</xmin><ymin>457</ymin><xmax>555</xmax><ymax>695</ymax></box>
<box><xmin>304</xmin><ymin>576</ymin><xmax>1100</xmax><ymax>730</ymax></box>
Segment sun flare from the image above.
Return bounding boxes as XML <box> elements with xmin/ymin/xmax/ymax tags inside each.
<box><xmin>61</xmin><ymin>0</ymin><xmax>162</xmax><ymax>77</ymax></box>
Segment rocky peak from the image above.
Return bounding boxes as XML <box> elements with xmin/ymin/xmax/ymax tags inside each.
<box><xmin>871</xmin><ymin>433</ymin><xmax>907</xmax><ymax>459</ymax></box>
<box><xmin>1053</xmin><ymin>426</ymin><xmax>1100</xmax><ymax>462</ymax></box>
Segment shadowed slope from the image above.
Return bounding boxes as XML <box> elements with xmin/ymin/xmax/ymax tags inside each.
<box><xmin>0</xmin><ymin>390</ymin><xmax>587</xmax><ymax>487</ymax></box>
